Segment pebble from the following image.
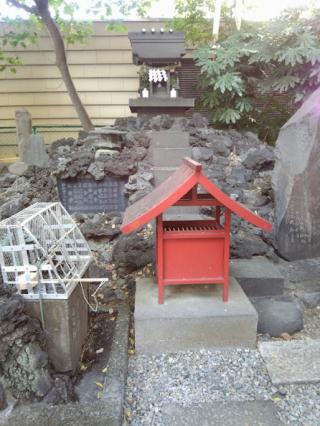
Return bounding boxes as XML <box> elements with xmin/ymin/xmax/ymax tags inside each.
<box><xmin>124</xmin><ymin>348</ymin><xmax>320</xmax><ymax>425</ymax></box>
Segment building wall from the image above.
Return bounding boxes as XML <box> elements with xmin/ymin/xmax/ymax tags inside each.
<box><xmin>0</xmin><ymin>20</ymin><xmax>168</xmax><ymax>158</ymax></box>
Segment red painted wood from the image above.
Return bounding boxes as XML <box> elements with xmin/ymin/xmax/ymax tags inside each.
<box><xmin>121</xmin><ymin>157</ymin><xmax>273</xmax><ymax>304</ymax></box>
<box><xmin>156</xmin><ymin>214</ymin><xmax>164</xmax><ymax>304</ymax></box>
<box><xmin>121</xmin><ymin>157</ymin><xmax>272</xmax><ymax>234</ymax></box>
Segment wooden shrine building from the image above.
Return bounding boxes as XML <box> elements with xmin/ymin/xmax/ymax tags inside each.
<box><xmin>121</xmin><ymin>158</ymin><xmax>272</xmax><ymax>304</ymax></box>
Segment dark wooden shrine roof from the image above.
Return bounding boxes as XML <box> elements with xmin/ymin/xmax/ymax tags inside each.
<box><xmin>121</xmin><ymin>158</ymin><xmax>272</xmax><ymax>234</ymax></box>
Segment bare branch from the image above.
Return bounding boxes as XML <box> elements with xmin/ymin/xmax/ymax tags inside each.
<box><xmin>6</xmin><ymin>0</ymin><xmax>39</xmax><ymax>15</ymax></box>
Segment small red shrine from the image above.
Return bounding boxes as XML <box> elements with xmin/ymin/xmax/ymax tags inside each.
<box><xmin>121</xmin><ymin>158</ymin><xmax>272</xmax><ymax>304</ymax></box>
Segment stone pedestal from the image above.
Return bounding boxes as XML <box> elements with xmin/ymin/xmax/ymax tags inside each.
<box><xmin>25</xmin><ymin>284</ymin><xmax>88</xmax><ymax>372</ymax></box>
<box><xmin>135</xmin><ymin>277</ymin><xmax>258</xmax><ymax>354</ymax></box>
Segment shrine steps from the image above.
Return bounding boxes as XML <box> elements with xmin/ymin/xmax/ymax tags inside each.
<box><xmin>134</xmin><ymin>277</ymin><xmax>258</xmax><ymax>354</ymax></box>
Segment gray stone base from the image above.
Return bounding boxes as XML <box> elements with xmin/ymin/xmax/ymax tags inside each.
<box><xmin>259</xmin><ymin>340</ymin><xmax>320</xmax><ymax>385</ymax></box>
<box><xmin>135</xmin><ymin>277</ymin><xmax>258</xmax><ymax>354</ymax></box>
<box><xmin>25</xmin><ymin>284</ymin><xmax>88</xmax><ymax>372</ymax></box>
<box><xmin>161</xmin><ymin>401</ymin><xmax>282</xmax><ymax>426</ymax></box>
<box><xmin>230</xmin><ymin>257</ymin><xmax>284</xmax><ymax>297</ymax></box>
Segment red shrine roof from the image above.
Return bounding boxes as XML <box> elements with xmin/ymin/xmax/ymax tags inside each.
<box><xmin>121</xmin><ymin>158</ymin><xmax>272</xmax><ymax>234</ymax></box>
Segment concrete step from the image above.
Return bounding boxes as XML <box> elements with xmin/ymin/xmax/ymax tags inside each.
<box><xmin>259</xmin><ymin>340</ymin><xmax>320</xmax><ymax>385</ymax></box>
<box><xmin>153</xmin><ymin>147</ymin><xmax>191</xmax><ymax>168</ymax></box>
<box><xmin>230</xmin><ymin>257</ymin><xmax>284</xmax><ymax>297</ymax></box>
<box><xmin>160</xmin><ymin>401</ymin><xmax>282</xmax><ymax>426</ymax></box>
<box><xmin>135</xmin><ymin>277</ymin><xmax>258</xmax><ymax>354</ymax></box>
<box><xmin>151</xmin><ymin>131</ymin><xmax>190</xmax><ymax>148</ymax></box>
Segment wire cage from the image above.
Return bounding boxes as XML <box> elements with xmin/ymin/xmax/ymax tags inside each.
<box><xmin>0</xmin><ymin>202</ymin><xmax>92</xmax><ymax>299</ymax></box>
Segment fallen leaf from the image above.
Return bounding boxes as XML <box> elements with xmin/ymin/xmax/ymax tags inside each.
<box><xmin>95</xmin><ymin>381</ymin><xmax>104</xmax><ymax>389</ymax></box>
<box><xmin>128</xmin><ymin>349</ymin><xmax>135</xmax><ymax>355</ymax></box>
<box><xmin>96</xmin><ymin>348</ymin><xmax>104</xmax><ymax>354</ymax></box>
<box><xmin>102</xmin><ymin>367</ymin><xmax>108</xmax><ymax>374</ymax></box>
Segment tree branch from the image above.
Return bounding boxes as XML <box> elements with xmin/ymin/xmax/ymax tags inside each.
<box><xmin>7</xmin><ymin>0</ymin><xmax>39</xmax><ymax>15</ymax></box>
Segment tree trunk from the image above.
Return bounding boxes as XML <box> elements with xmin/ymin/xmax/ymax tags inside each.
<box><xmin>39</xmin><ymin>7</ymin><xmax>94</xmax><ymax>132</ymax></box>
<box><xmin>212</xmin><ymin>0</ymin><xmax>223</xmax><ymax>45</ymax></box>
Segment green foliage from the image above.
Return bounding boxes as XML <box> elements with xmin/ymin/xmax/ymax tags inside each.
<box><xmin>193</xmin><ymin>7</ymin><xmax>320</xmax><ymax>140</ymax></box>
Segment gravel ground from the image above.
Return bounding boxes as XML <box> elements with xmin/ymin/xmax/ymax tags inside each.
<box><xmin>275</xmin><ymin>383</ymin><xmax>320</xmax><ymax>425</ymax></box>
<box><xmin>124</xmin><ymin>348</ymin><xmax>320</xmax><ymax>425</ymax></box>
<box><xmin>124</xmin><ymin>349</ymin><xmax>273</xmax><ymax>425</ymax></box>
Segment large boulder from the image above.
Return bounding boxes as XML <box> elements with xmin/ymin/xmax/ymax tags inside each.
<box><xmin>112</xmin><ymin>230</ymin><xmax>154</xmax><ymax>275</ymax></box>
<box><xmin>252</xmin><ymin>297</ymin><xmax>303</xmax><ymax>337</ymax></box>
<box><xmin>273</xmin><ymin>88</ymin><xmax>320</xmax><ymax>260</ymax></box>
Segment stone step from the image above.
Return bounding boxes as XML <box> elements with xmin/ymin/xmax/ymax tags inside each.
<box><xmin>230</xmin><ymin>257</ymin><xmax>284</xmax><ymax>297</ymax></box>
<box><xmin>135</xmin><ymin>277</ymin><xmax>258</xmax><ymax>354</ymax></box>
<box><xmin>153</xmin><ymin>166</ymin><xmax>177</xmax><ymax>185</ymax></box>
<box><xmin>160</xmin><ymin>401</ymin><xmax>282</xmax><ymax>426</ymax></box>
<box><xmin>259</xmin><ymin>340</ymin><xmax>320</xmax><ymax>385</ymax></box>
<box><xmin>151</xmin><ymin>131</ymin><xmax>190</xmax><ymax>148</ymax></box>
<box><xmin>153</xmin><ymin>147</ymin><xmax>191</xmax><ymax>168</ymax></box>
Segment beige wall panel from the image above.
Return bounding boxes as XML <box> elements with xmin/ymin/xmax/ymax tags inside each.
<box><xmin>6</xmin><ymin>50</ymin><xmax>132</xmax><ymax>65</ymax></box>
<box><xmin>0</xmin><ymin>78</ymin><xmax>138</xmax><ymax>93</ymax></box>
<box><xmin>0</xmin><ymin>105</ymin><xmax>131</xmax><ymax>120</ymax></box>
<box><xmin>0</xmin><ymin>64</ymin><xmax>137</xmax><ymax>79</ymax></box>
<box><xmin>1</xmin><ymin>35</ymin><xmax>131</xmax><ymax>52</ymax></box>
<box><xmin>0</xmin><ymin>117</ymin><xmax>128</xmax><ymax>126</ymax></box>
<box><xmin>0</xmin><ymin>91</ymin><xmax>137</xmax><ymax>106</ymax></box>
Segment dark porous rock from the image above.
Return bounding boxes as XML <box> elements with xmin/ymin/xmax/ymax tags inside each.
<box><xmin>0</xmin><ymin>293</ymin><xmax>53</xmax><ymax>401</ymax></box>
<box><xmin>191</xmin><ymin>147</ymin><xmax>213</xmax><ymax>162</ymax></box>
<box><xmin>243</xmin><ymin>189</ymin><xmax>268</xmax><ymax>207</ymax></box>
<box><xmin>0</xmin><ymin>195</ymin><xmax>26</xmax><ymax>220</ymax></box>
<box><xmin>0</xmin><ymin>383</ymin><xmax>7</xmax><ymax>411</ymax></box>
<box><xmin>0</xmin><ymin>173</ymin><xmax>17</xmax><ymax>188</ymax></box>
<box><xmin>104</xmin><ymin>157</ymin><xmax>135</xmax><ymax>176</ymax></box>
<box><xmin>211</xmin><ymin>140</ymin><xmax>230</xmax><ymax>157</ymax></box>
<box><xmin>87</xmin><ymin>161</ymin><xmax>105</xmax><ymax>180</ymax></box>
<box><xmin>48</xmin><ymin>137</ymin><xmax>75</xmax><ymax>155</ymax></box>
<box><xmin>297</xmin><ymin>291</ymin><xmax>320</xmax><ymax>309</ymax></box>
<box><xmin>189</xmin><ymin>113</ymin><xmax>208</xmax><ymax>128</ymax></box>
<box><xmin>88</xmin><ymin>262</ymin><xmax>111</xmax><ymax>279</ymax></box>
<box><xmin>231</xmin><ymin>230</ymin><xmax>270</xmax><ymax>258</ymax></box>
<box><xmin>150</xmin><ymin>114</ymin><xmax>174</xmax><ymax>131</ymax></box>
<box><xmin>114</xmin><ymin>116</ymin><xmax>138</xmax><ymax>131</ymax></box>
<box><xmin>43</xmin><ymin>375</ymin><xmax>77</xmax><ymax>405</ymax></box>
<box><xmin>243</xmin><ymin>146</ymin><xmax>275</xmax><ymax>171</ymax></box>
<box><xmin>125</xmin><ymin>132</ymin><xmax>151</xmax><ymax>149</ymax></box>
<box><xmin>112</xmin><ymin>231</ymin><xmax>154</xmax><ymax>275</ymax></box>
<box><xmin>80</xmin><ymin>212</ymin><xmax>122</xmax><ymax>239</ymax></box>
<box><xmin>252</xmin><ymin>297</ymin><xmax>303</xmax><ymax>337</ymax></box>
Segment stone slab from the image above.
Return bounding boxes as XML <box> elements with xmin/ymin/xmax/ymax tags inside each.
<box><xmin>153</xmin><ymin>166</ymin><xmax>177</xmax><ymax>185</ymax></box>
<box><xmin>135</xmin><ymin>277</ymin><xmax>258</xmax><ymax>353</ymax></box>
<box><xmin>230</xmin><ymin>257</ymin><xmax>284</xmax><ymax>297</ymax></box>
<box><xmin>259</xmin><ymin>340</ymin><xmax>320</xmax><ymax>385</ymax></box>
<box><xmin>57</xmin><ymin>176</ymin><xmax>128</xmax><ymax>214</ymax></box>
<box><xmin>153</xmin><ymin>147</ymin><xmax>191</xmax><ymax>167</ymax></box>
<box><xmin>151</xmin><ymin>131</ymin><xmax>190</xmax><ymax>148</ymax></box>
<box><xmin>25</xmin><ymin>284</ymin><xmax>88</xmax><ymax>372</ymax></box>
<box><xmin>160</xmin><ymin>401</ymin><xmax>282</xmax><ymax>426</ymax></box>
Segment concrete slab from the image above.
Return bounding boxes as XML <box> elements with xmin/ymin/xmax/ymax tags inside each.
<box><xmin>151</xmin><ymin>131</ymin><xmax>190</xmax><ymax>148</ymax></box>
<box><xmin>153</xmin><ymin>147</ymin><xmax>191</xmax><ymax>167</ymax></box>
<box><xmin>153</xmin><ymin>166</ymin><xmax>177</xmax><ymax>185</ymax></box>
<box><xmin>25</xmin><ymin>284</ymin><xmax>88</xmax><ymax>372</ymax></box>
<box><xmin>135</xmin><ymin>277</ymin><xmax>258</xmax><ymax>353</ymax></box>
<box><xmin>259</xmin><ymin>340</ymin><xmax>320</xmax><ymax>385</ymax></box>
<box><xmin>230</xmin><ymin>257</ymin><xmax>284</xmax><ymax>297</ymax></box>
<box><xmin>160</xmin><ymin>401</ymin><xmax>282</xmax><ymax>426</ymax></box>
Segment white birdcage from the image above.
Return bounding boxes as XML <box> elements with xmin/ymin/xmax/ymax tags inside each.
<box><xmin>0</xmin><ymin>202</ymin><xmax>92</xmax><ymax>299</ymax></box>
